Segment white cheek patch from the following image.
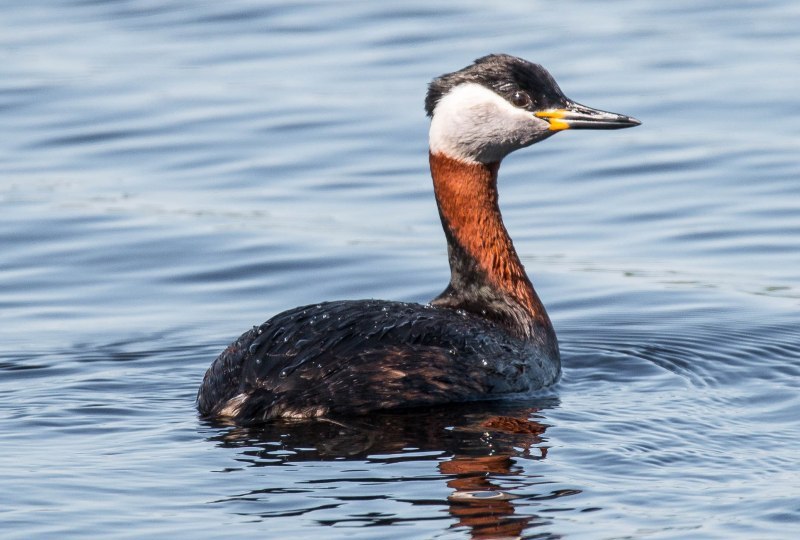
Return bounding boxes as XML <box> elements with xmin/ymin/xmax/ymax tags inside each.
<box><xmin>429</xmin><ymin>83</ymin><xmax>550</xmax><ymax>163</ymax></box>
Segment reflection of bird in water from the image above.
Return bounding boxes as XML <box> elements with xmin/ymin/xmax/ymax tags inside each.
<box><xmin>444</xmin><ymin>456</ymin><xmax>531</xmax><ymax>539</ymax></box>
<box><xmin>210</xmin><ymin>402</ymin><xmax>552</xmax><ymax>459</ymax></box>
<box><xmin>206</xmin><ymin>402</ymin><xmax>579</xmax><ymax>538</ymax></box>
<box><xmin>442</xmin><ymin>416</ymin><xmax>548</xmax><ymax>539</ymax></box>
<box><xmin>197</xmin><ymin>54</ymin><xmax>639</xmax><ymax>424</ymax></box>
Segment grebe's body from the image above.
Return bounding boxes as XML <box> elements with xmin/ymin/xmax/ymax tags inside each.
<box><xmin>197</xmin><ymin>299</ymin><xmax>557</xmax><ymax>421</ymax></box>
<box><xmin>198</xmin><ymin>54</ymin><xmax>639</xmax><ymax>424</ymax></box>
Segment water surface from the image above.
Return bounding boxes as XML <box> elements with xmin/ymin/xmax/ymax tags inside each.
<box><xmin>1</xmin><ymin>1</ymin><xmax>798</xmax><ymax>538</ymax></box>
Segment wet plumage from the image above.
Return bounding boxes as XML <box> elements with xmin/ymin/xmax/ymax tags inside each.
<box><xmin>197</xmin><ymin>300</ymin><xmax>558</xmax><ymax>423</ymax></box>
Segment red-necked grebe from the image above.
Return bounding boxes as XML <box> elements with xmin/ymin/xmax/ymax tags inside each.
<box><xmin>197</xmin><ymin>54</ymin><xmax>640</xmax><ymax>424</ymax></box>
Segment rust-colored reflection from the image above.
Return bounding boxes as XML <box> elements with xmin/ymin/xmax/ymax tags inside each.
<box><xmin>207</xmin><ymin>402</ymin><xmax>559</xmax><ymax>537</ymax></box>
<box><xmin>439</xmin><ymin>413</ymin><xmax>549</xmax><ymax>539</ymax></box>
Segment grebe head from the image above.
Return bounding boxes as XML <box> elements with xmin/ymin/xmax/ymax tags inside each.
<box><xmin>426</xmin><ymin>54</ymin><xmax>640</xmax><ymax>164</ymax></box>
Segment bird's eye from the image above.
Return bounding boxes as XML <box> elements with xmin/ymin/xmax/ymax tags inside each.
<box><xmin>510</xmin><ymin>91</ymin><xmax>531</xmax><ymax>108</ymax></box>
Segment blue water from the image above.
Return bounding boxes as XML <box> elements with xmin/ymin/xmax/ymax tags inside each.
<box><xmin>1</xmin><ymin>1</ymin><xmax>799</xmax><ymax>538</ymax></box>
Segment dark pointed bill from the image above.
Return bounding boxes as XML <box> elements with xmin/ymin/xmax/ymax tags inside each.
<box><xmin>535</xmin><ymin>102</ymin><xmax>641</xmax><ymax>131</ymax></box>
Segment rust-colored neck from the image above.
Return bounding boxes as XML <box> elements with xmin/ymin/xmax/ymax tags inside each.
<box><xmin>429</xmin><ymin>152</ymin><xmax>552</xmax><ymax>337</ymax></box>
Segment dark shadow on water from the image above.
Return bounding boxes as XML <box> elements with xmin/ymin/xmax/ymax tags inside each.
<box><xmin>203</xmin><ymin>399</ymin><xmax>568</xmax><ymax>539</ymax></box>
